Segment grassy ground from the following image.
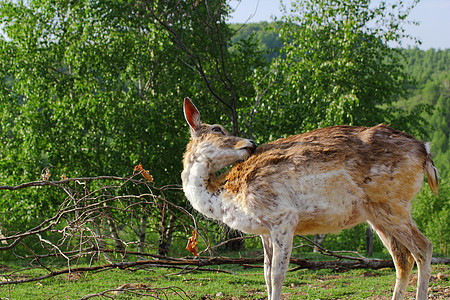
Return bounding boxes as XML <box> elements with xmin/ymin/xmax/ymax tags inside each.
<box><xmin>0</xmin><ymin>261</ymin><xmax>448</xmax><ymax>299</ymax></box>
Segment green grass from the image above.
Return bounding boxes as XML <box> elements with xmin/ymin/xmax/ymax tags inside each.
<box><xmin>1</xmin><ymin>261</ymin><xmax>449</xmax><ymax>299</ymax></box>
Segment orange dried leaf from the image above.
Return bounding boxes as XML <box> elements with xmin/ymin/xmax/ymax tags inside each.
<box><xmin>142</xmin><ymin>170</ymin><xmax>154</xmax><ymax>182</ymax></box>
<box><xmin>134</xmin><ymin>164</ymin><xmax>154</xmax><ymax>182</ymax></box>
<box><xmin>185</xmin><ymin>229</ymin><xmax>198</xmax><ymax>256</ymax></box>
<box><xmin>134</xmin><ymin>163</ymin><xmax>143</xmax><ymax>172</ymax></box>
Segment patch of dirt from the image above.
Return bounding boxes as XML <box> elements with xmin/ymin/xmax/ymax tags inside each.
<box><xmin>0</xmin><ymin>264</ymin><xmax>31</xmax><ymax>283</ymax></box>
<box><xmin>65</xmin><ymin>271</ymin><xmax>85</xmax><ymax>282</ymax></box>
<box><xmin>363</xmin><ymin>271</ymin><xmax>380</xmax><ymax>277</ymax></box>
<box><xmin>0</xmin><ymin>264</ymin><xmax>12</xmax><ymax>272</ymax></box>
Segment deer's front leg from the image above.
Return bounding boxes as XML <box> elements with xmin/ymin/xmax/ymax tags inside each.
<box><xmin>270</xmin><ymin>226</ymin><xmax>294</xmax><ymax>300</ymax></box>
<box><xmin>261</xmin><ymin>234</ymin><xmax>273</xmax><ymax>300</ymax></box>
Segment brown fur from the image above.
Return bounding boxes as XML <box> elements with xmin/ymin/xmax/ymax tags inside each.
<box><xmin>223</xmin><ymin>124</ymin><xmax>437</xmax><ymax>207</ymax></box>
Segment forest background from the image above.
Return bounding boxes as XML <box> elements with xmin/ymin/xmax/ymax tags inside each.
<box><xmin>0</xmin><ymin>0</ymin><xmax>448</xmax><ymax>268</ymax></box>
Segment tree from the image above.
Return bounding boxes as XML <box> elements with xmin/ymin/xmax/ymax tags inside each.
<box><xmin>258</xmin><ymin>0</ymin><xmax>427</xmax><ymax>137</ymax></box>
<box><xmin>412</xmin><ymin>181</ymin><xmax>450</xmax><ymax>255</ymax></box>
<box><xmin>142</xmin><ymin>0</ymin><xmax>268</xmax><ymax>250</ymax></box>
<box><xmin>399</xmin><ymin>48</ymin><xmax>450</xmax><ymax>178</ymax></box>
<box><xmin>0</xmin><ymin>0</ymin><xmax>189</xmax><ymax>255</ymax></box>
<box><xmin>1</xmin><ymin>0</ymin><xmax>445</xmax><ymax>257</ymax></box>
<box><xmin>0</xmin><ymin>0</ymin><xmax>267</xmax><ymax>254</ymax></box>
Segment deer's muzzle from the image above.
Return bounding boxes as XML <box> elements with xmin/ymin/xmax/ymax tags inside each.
<box><xmin>235</xmin><ymin>139</ymin><xmax>257</xmax><ymax>155</ymax></box>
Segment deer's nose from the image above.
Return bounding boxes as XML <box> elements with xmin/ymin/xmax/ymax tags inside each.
<box><xmin>249</xmin><ymin>140</ymin><xmax>257</xmax><ymax>153</ymax></box>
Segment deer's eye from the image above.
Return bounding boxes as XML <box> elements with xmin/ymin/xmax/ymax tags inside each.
<box><xmin>211</xmin><ymin>126</ymin><xmax>223</xmax><ymax>134</ymax></box>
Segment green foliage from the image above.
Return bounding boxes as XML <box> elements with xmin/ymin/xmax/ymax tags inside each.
<box><xmin>320</xmin><ymin>224</ymin><xmax>386</xmax><ymax>256</ymax></box>
<box><xmin>0</xmin><ymin>0</ymin><xmax>181</xmax><ymax>179</ymax></box>
<box><xmin>253</xmin><ymin>0</ymin><xmax>427</xmax><ymax>141</ymax></box>
<box><xmin>0</xmin><ymin>0</ymin><xmax>266</xmax><ymax>252</ymax></box>
<box><xmin>0</xmin><ymin>0</ymin><xmax>179</xmax><ymax>231</ymax></box>
<box><xmin>412</xmin><ymin>180</ymin><xmax>450</xmax><ymax>255</ymax></box>
<box><xmin>229</xmin><ymin>21</ymin><xmax>283</xmax><ymax>61</ymax></box>
<box><xmin>0</xmin><ymin>0</ymin><xmax>448</xmax><ymax>258</ymax></box>
<box><xmin>395</xmin><ymin>50</ymin><xmax>449</xmax><ymax>255</ymax></box>
<box><xmin>399</xmin><ymin>48</ymin><xmax>450</xmax><ymax>178</ymax></box>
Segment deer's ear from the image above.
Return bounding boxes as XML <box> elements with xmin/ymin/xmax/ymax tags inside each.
<box><xmin>184</xmin><ymin>97</ymin><xmax>201</xmax><ymax>134</ymax></box>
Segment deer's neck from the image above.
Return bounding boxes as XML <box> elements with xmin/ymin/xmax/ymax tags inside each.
<box><xmin>182</xmin><ymin>153</ymin><xmax>267</xmax><ymax>234</ymax></box>
<box><xmin>182</xmin><ymin>158</ymin><xmax>225</xmax><ymax>220</ymax></box>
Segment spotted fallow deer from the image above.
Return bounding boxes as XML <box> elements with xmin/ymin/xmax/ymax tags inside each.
<box><xmin>181</xmin><ymin>97</ymin><xmax>438</xmax><ymax>300</ymax></box>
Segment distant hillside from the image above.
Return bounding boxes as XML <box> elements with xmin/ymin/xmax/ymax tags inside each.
<box><xmin>230</xmin><ymin>22</ymin><xmax>282</xmax><ymax>61</ymax></box>
<box><xmin>400</xmin><ymin>48</ymin><xmax>450</xmax><ymax>178</ymax></box>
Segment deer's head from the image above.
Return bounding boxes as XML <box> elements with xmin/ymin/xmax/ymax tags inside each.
<box><xmin>183</xmin><ymin>98</ymin><xmax>256</xmax><ymax>173</ymax></box>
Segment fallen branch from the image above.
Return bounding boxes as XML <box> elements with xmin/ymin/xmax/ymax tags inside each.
<box><xmin>78</xmin><ymin>285</ymin><xmax>191</xmax><ymax>300</ymax></box>
<box><xmin>0</xmin><ymin>255</ymin><xmax>394</xmax><ymax>286</ymax></box>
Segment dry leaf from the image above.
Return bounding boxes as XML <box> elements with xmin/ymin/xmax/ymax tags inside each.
<box><xmin>142</xmin><ymin>170</ymin><xmax>153</xmax><ymax>182</ymax></box>
<box><xmin>186</xmin><ymin>229</ymin><xmax>198</xmax><ymax>256</ymax></box>
<box><xmin>134</xmin><ymin>164</ymin><xmax>154</xmax><ymax>182</ymax></box>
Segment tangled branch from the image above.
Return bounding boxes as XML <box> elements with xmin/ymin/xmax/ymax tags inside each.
<box><xmin>1</xmin><ymin>174</ymin><xmax>448</xmax><ymax>295</ymax></box>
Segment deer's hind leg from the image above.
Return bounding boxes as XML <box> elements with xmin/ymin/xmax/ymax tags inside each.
<box><xmin>369</xmin><ymin>221</ymin><xmax>415</xmax><ymax>300</ymax></box>
<box><xmin>369</xmin><ymin>215</ymin><xmax>432</xmax><ymax>300</ymax></box>
<box><xmin>395</xmin><ymin>223</ymin><xmax>432</xmax><ymax>300</ymax></box>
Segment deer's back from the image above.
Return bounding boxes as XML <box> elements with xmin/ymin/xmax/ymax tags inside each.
<box><xmin>224</xmin><ymin>124</ymin><xmax>427</xmax><ymax>216</ymax></box>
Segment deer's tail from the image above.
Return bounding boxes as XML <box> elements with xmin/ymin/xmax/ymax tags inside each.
<box><xmin>425</xmin><ymin>143</ymin><xmax>439</xmax><ymax>197</ymax></box>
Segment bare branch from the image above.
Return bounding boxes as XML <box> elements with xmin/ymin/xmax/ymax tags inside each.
<box><xmin>2</xmin><ymin>174</ymin><xmax>446</xmax><ymax>295</ymax></box>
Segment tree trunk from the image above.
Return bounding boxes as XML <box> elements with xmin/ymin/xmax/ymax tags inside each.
<box><xmin>366</xmin><ymin>226</ymin><xmax>374</xmax><ymax>257</ymax></box>
<box><xmin>221</xmin><ymin>225</ymin><xmax>245</xmax><ymax>251</ymax></box>
<box><xmin>106</xmin><ymin>217</ymin><xmax>124</xmax><ymax>252</ymax></box>
<box><xmin>104</xmin><ymin>203</ymin><xmax>124</xmax><ymax>252</ymax></box>
<box><xmin>158</xmin><ymin>214</ymin><xmax>176</xmax><ymax>256</ymax></box>
<box><xmin>313</xmin><ymin>234</ymin><xmax>327</xmax><ymax>253</ymax></box>
<box><xmin>91</xmin><ymin>221</ymin><xmax>112</xmax><ymax>263</ymax></box>
<box><xmin>138</xmin><ymin>207</ymin><xmax>147</xmax><ymax>254</ymax></box>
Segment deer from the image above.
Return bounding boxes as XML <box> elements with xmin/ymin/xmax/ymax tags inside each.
<box><xmin>181</xmin><ymin>97</ymin><xmax>438</xmax><ymax>300</ymax></box>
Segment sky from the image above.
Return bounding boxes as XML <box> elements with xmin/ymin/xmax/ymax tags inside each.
<box><xmin>228</xmin><ymin>0</ymin><xmax>450</xmax><ymax>50</ymax></box>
